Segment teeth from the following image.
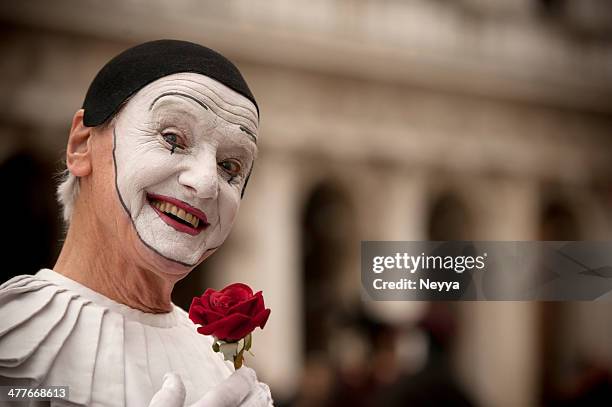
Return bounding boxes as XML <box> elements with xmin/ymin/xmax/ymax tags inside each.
<box><xmin>152</xmin><ymin>199</ymin><xmax>200</xmax><ymax>228</ymax></box>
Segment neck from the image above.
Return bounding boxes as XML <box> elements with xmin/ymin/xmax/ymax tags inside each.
<box><xmin>54</xmin><ymin>211</ymin><xmax>176</xmax><ymax>313</ymax></box>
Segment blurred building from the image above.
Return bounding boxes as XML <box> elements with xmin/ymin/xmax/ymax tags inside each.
<box><xmin>1</xmin><ymin>1</ymin><xmax>611</xmax><ymax>406</ymax></box>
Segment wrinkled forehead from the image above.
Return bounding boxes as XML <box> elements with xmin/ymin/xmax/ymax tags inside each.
<box><xmin>129</xmin><ymin>72</ymin><xmax>259</xmax><ymax>135</ymax></box>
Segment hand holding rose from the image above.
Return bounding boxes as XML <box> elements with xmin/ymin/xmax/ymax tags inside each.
<box><xmin>151</xmin><ymin>283</ymin><xmax>272</xmax><ymax>407</ymax></box>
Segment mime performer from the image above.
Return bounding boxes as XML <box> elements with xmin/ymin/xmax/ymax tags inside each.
<box><xmin>0</xmin><ymin>39</ymin><xmax>273</xmax><ymax>407</ymax></box>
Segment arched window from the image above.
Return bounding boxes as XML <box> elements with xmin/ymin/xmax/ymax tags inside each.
<box><xmin>301</xmin><ymin>182</ymin><xmax>354</xmax><ymax>355</ymax></box>
<box><xmin>427</xmin><ymin>193</ymin><xmax>473</xmax><ymax>240</ymax></box>
<box><xmin>539</xmin><ymin>200</ymin><xmax>581</xmax><ymax>240</ymax></box>
<box><xmin>0</xmin><ymin>151</ymin><xmax>59</xmax><ymax>282</ymax></box>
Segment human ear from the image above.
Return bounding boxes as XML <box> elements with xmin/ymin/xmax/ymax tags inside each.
<box><xmin>66</xmin><ymin>109</ymin><xmax>93</xmax><ymax>177</ymax></box>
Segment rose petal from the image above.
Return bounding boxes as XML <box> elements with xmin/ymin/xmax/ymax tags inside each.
<box><xmin>189</xmin><ymin>297</ymin><xmax>202</xmax><ymax>310</ymax></box>
<box><xmin>200</xmin><ymin>289</ymin><xmax>216</xmax><ymax>311</ymax></box>
<box><xmin>227</xmin><ymin>292</ymin><xmax>265</xmax><ymax>316</ymax></box>
<box><xmin>202</xmin><ymin>309</ymin><xmax>227</xmax><ymax>325</ymax></box>
<box><xmin>252</xmin><ymin>308</ymin><xmax>271</xmax><ymax>330</ymax></box>
<box><xmin>188</xmin><ymin>298</ymin><xmax>205</xmax><ymax>324</ymax></box>
<box><xmin>190</xmin><ymin>298</ymin><xmax>228</xmax><ymax>325</ymax></box>
<box><xmin>198</xmin><ymin>313</ymin><xmax>254</xmax><ymax>341</ymax></box>
<box><xmin>220</xmin><ymin>315</ymin><xmax>257</xmax><ymax>341</ymax></box>
<box><xmin>201</xmin><ymin>288</ymin><xmax>217</xmax><ymax>298</ymax></box>
<box><xmin>210</xmin><ymin>292</ymin><xmax>239</xmax><ymax>312</ymax></box>
<box><xmin>220</xmin><ymin>283</ymin><xmax>253</xmax><ymax>300</ymax></box>
<box><xmin>197</xmin><ymin>325</ymin><xmax>215</xmax><ymax>336</ymax></box>
<box><xmin>222</xmin><ymin>283</ymin><xmax>253</xmax><ymax>293</ymax></box>
<box><xmin>195</xmin><ymin>313</ymin><xmax>244</xmax><ymax>336</ymax></box>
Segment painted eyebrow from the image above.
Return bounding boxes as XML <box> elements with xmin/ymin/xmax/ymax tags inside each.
<box><xmin>149</xmin><ymin>92</ymin><xmax>209</xmax><ymax>112</ymax></box>
<box><xmin>149</xmin><ymin>92</ymin><xmax>258</xmax><ymax>144</ymax></box>
<box><xmin>239</xmin><ymin>126</ymin><xmax>257</xmax><ymax>144</ymax></box>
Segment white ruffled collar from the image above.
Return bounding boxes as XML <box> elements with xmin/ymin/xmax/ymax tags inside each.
<box><xmin>36</xmin><ymin>269</ymin><xmax>179</xmax><ymax>328</ymax></box>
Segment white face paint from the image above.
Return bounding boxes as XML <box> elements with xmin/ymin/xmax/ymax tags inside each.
<box><xmin>112</xmin><ymin>72</ymin><xmax>259</xmax><ymax>266</ymax></box>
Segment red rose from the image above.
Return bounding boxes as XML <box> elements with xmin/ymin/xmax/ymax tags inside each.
<box><xmin>189</xmin><ymin>283</ymin><xmax>271</xmax><ymax>341</ymax></box>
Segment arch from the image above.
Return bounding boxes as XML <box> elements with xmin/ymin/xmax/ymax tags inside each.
<box><xmin>427</xmin><ymin>192</ymin><xmax>474</xmax><ymax>240</ymax></box>
<box><xmin>0</xmin><ymin>150</ymin><xmax>60</xmax><ymax>282</ymax></box>
<box><xmin>300</xmin><ymin>180</ymin><xmax>355</xmax><ymax>355</ymax></box>
<box><xmin>539</xmin><ymin>198</ymin><xmax>581</xmax><ymax>240</ymax></box>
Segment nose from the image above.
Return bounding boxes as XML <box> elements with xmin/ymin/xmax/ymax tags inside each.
<box><xmin>177</xmin><ymin>149</ymin><xmax>219</xmax><ymax>200</ymax></box>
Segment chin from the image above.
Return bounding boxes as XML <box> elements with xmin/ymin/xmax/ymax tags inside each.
<box><xmin>144</xmin><ymin>248</ymin><xmax>195</xmax><ymax>280</ymax></box>
<box><xmin>140</xmin><ymin>235</ymin><xmax>225</xmax><ymax>278</ymax></box>
<box><xmin>127</xmin><ymin>228</ymin><xmax>196</xmax><ymax>278</ymax></box>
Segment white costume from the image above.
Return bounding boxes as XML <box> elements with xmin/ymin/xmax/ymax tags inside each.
<box><xmin>0</xmin><ymin>270</ymin><xmax>273</xmax><ymax>406</ymax></box>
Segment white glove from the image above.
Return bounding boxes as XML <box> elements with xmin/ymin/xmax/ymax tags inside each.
<box><xmin>148</xmin><ymin>373</ymin><xmax>186</xmax><ymax>407</ymax></box>
<box><xmin>148</xmin><ymin>367</ymin><xmax>273</xmax><ymax>407</ymax></box>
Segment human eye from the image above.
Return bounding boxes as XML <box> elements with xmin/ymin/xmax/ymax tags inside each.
<box><xmin>218</xmin><ymin>159</ymin><xmax>241</xmax><ymax>176</ymax></box>
<box><xmin>161</xmin><ymin>131</ymin><xmax>187</xmax><ymax>154</ymax></box>
<box><xmin>218</xmin><ymin>158</ymin><xmax>243</xmax><ymax>183</ymax></box>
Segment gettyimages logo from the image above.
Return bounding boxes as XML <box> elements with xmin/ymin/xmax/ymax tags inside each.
<box><xmin>371</xmin><ymin>252</ymin><xmax>488</xmax><ymax>274</ymax></box>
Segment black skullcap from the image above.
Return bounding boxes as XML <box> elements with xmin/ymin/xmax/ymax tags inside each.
<box><xmin>82</xmin><ymin>39</ymin><xmax>258</xmax><ymax>127</ymax></box>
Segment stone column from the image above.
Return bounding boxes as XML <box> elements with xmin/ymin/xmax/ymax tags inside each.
<box><xmin>455</xmin><ymin>177</ymin><xmax>540</xmax><ymax>407</ymax></box>
<box><xmin>352</xmin><ymin>166</ymin><xmax>430</xmax><ymax>324</ymax></box>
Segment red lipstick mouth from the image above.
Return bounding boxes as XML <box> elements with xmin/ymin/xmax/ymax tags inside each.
<box><xmin>146</xmin><ymin>193</ymin><xmax>209</xmax><ymax>236</ymax></box>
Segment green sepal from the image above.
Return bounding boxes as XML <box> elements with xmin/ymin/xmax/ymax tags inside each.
<box><xmin>244</xmin><ymin>333</ymin><xmax>252</xmax><ymax>352</ymax></box>
<box><xmin>234</xmin><ymin>350</ymin><xmax>244</xmax><ymax>369</ymax></box>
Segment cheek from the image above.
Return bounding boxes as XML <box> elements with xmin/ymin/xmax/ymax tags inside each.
<box><xmin>217</xmin><ymin>186</ymin><xmax>241</xmax><ymax>232</ymax></box>
<box><xmin>114</xmin><ymin>128</ymin><xmax>182</xmax><ymax>215</ymax></box>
